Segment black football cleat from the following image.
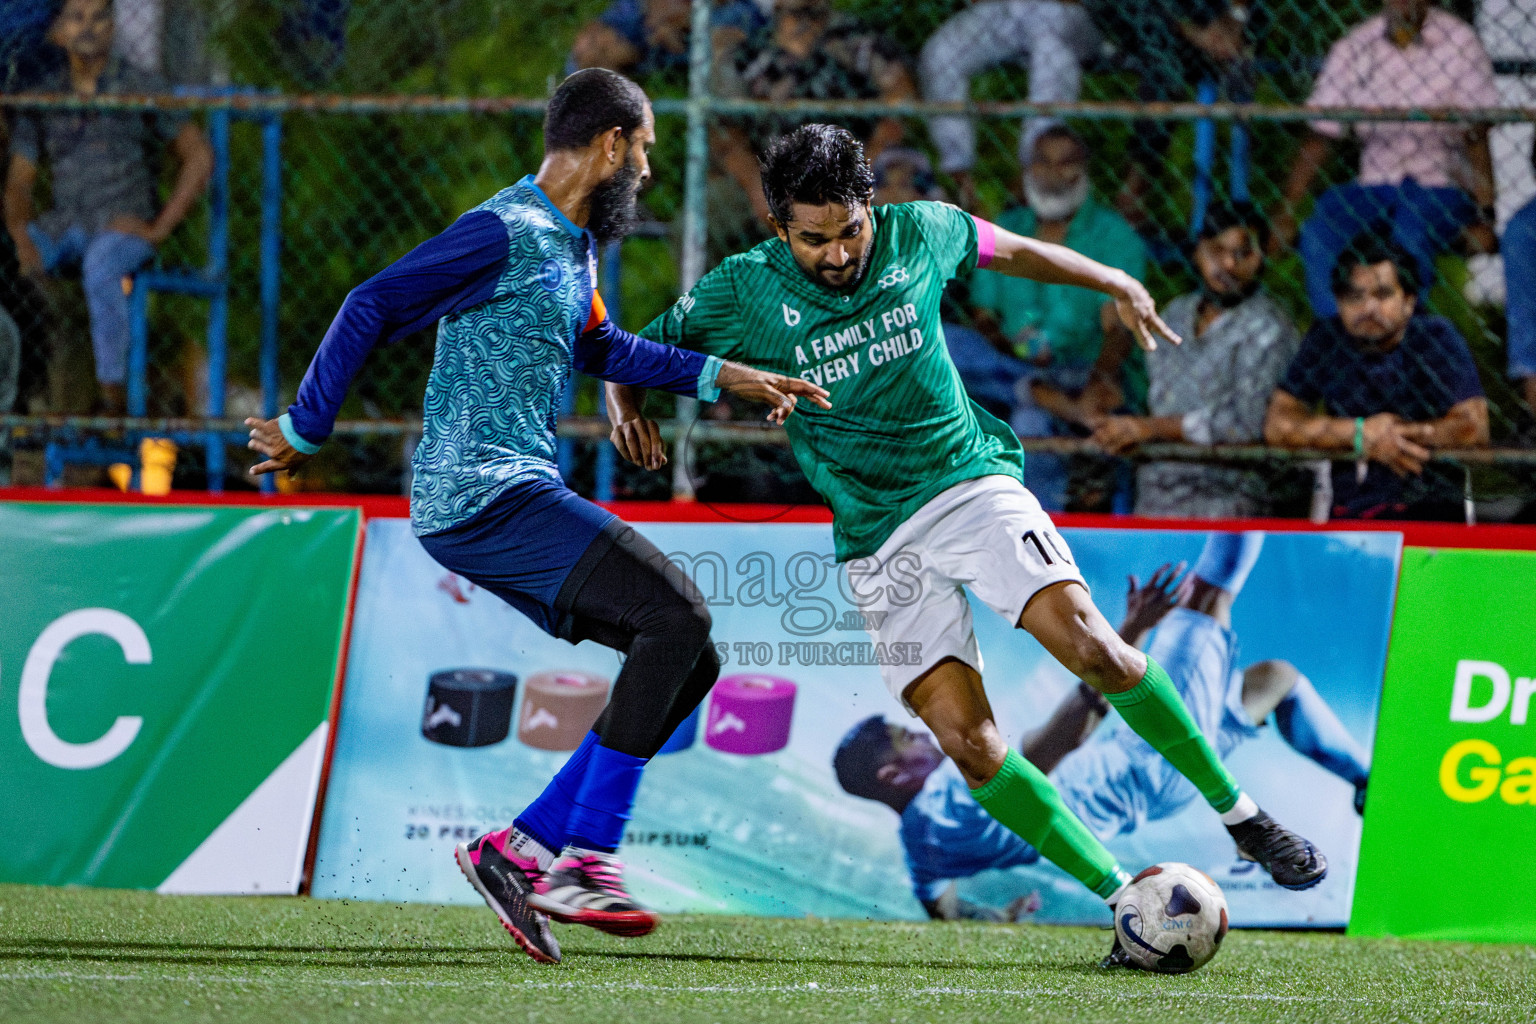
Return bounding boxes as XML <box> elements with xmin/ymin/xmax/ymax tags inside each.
<box><xmin>455</xmin><ymin>832</ymin><xmax>562</xmax><ymax>964</ymax></box>
<box><xmin>1226</xmin><ymin>810</ymin><xmax>1328</xmax><ymax>891</ymax></box>
<box><xmin>1099</xmin><ymin>929</ymin><xmax>1136</xmax><ymax>969</ymax></box>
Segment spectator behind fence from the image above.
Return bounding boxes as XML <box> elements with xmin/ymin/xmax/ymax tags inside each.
<box><xmin>0</xmin><ymin>303</ymin><xmax>19</xmax><ymax>416</ymax></box>
<box><xmin>1271</xmin><ymin>0</ymin><xmax>1499</xmax><ymax>318</ymax></box>
<box><xmin>712</xmin><ymin>0</ymin><xmax>915</xmax><ymax>227</ymax></box>
<box><xmin>1106</xmin><ymin>0</ymin><xmax>1268</xmax><ymax>234</ymax></box>
<box><xmin>3</xmin><ymin>0</ymin><xmax>211</xmax><ymax>414</ymax></box>
<box><xmin>918</xmin><ymin>0</ymin><xmax>1100</xmax><ymax>212</ymax></box>
<box><xmin>569</xmin><ymin>0</ymin><xmax>764</xmax><ymax>80</ymax></box>
<box><xmin>1089</xmin><ymin>202</ymin><xmax>1299</xmax><ymax>518</ymax></box>
<box><xmin>964</xmin><ymin>125</ymin><xmax>1146</xmax><ymax>510</ymax></box>
<box><xmin>1503</xmin><ymin>179</ymin><xmax>1536</xmax><ymax>416</ymax></box>
<box><xmin>1265</xmin><ymin>234</ymin><xmax>1490</xmax><ymax>521</ymax></box>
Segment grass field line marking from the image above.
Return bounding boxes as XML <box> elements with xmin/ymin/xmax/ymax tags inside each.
<box><xmin>0</xmin><ymin>970</ymin><xmax>1507</xmax><ymax>1009</ymax></box>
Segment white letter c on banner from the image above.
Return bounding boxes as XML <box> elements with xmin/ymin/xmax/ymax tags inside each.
<box><xmin>18</xmin><ymin>609</ymin><xmax>150</xmax><ymax>769</ymax></box>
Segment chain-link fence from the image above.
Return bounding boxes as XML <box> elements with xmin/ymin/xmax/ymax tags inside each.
<box><xmin>3</xmin><ymin>0</ymin><xmax>1536</xmax><ymax>520</ymax></box>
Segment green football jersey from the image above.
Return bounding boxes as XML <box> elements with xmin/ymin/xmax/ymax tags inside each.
<box><xmin>640</xmin><ymin>201</ymin><xmax>1025</xmax><ymax>561</ymax></box>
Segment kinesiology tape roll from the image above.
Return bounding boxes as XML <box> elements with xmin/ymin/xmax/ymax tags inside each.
<box><xmin>657</xmin><ymin>706</ymin><xmax>701</xmax><ymax>755</ymax></box>
<box><xmin>517</xmin><ymin>670</ymin><xmax>611</xmax><ymax>751</ymax></box>
<box><xmin>421</xmin><ymin>669</ymin><xmax>518</xmax><ymax>747</ymax></box>
<box><xmin>705</xmin><ymin>674</ymin><xmax>796</xmax><ymax>755</ymax></box>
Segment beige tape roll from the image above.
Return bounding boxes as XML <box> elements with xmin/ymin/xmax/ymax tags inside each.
<box><xmin>516</xmin><ymin>670</ymin><xmax>611</xmax><ymax>751</ymax></box>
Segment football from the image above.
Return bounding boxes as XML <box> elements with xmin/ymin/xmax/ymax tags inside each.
<box><xmin>1113</xmin><ymin>863</ymin><xmax>1230</xmax><ymax>973</ymax></box>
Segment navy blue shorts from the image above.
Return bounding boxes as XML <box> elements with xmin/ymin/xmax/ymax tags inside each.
<box><xmin>416</xmin><ymin>477</ymin><xmax>618</xmax><ymax>636</ymax></box>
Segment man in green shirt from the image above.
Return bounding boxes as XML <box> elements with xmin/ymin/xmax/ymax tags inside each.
<box><xmin>966</xmin><ymin>125</ymin><xmax>1148</xmax><ymax>510</ymax></box>
<box><xmin>612</xmin><ymin>125</ymin><xmax>1325</xmax><ymax>966</ymax></box>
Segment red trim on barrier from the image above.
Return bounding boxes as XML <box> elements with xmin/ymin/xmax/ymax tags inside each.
<box><xmin>5</xmin><ymin>487</ymin><xmax>1536</xmax><ymax>549</ymax></box>
<box><xmin>299</xmin><ymin>512</ymin><xmax>367</xmax><ymax>896</ymax></box>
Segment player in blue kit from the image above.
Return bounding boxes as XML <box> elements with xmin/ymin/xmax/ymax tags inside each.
<box><xmin>245</xmin><ymin>69</ymin><xmax>829</xmax><ymax>965</ymax></box>
<box><xmin>836</xmin><ymin>533</ymin><xmax>1370</xmax><ymax>926</ymax></box>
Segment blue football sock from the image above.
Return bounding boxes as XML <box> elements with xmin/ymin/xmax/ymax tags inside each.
<box><xmin>514</xmin><ymin>730</ymin><xmax>600</xmax><ymax>852</ymax></box>
<box><xmin>1192</xmin><ymin>532</ymin><xmax>1264</xmax><ymax>596</ymax></box>
<box><xmin>1274</xmin><ymin>673</ymin><xmax>1371</xmax><ymax>789</ymax></box>
<box><xmin>564</xmin><ymin>743</ymin><xmax>648</xmax><ymax>853</ymax></box>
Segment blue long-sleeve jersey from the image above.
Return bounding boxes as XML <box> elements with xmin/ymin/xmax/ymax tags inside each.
<box><xmin>282</xmin><ymin>175</ymin><xmax>722</xmax><ymax>536</ymax></box>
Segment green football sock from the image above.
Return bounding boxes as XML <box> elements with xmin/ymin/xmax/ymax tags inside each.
<box><xmin>1105</xmin><ymin>657</ymin><xmax>1242</xmax><ymax>813</ymax></box>
<box><xmin>972</xmin><ymin>749</ymin><xmax>1128</xmax><ymax>900</ymax></box>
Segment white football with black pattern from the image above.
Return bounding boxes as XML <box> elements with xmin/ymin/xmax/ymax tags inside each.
<box><xmin>1113</xmin><ymin>862</ymin><xmax>1229</xmax><ymax>973</ymax></box>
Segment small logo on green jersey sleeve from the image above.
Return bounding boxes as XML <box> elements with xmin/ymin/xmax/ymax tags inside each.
<box><xmin>782</xmin><ymin>304</ymin><xmax>801</xmax><ymax>327</ymax></box>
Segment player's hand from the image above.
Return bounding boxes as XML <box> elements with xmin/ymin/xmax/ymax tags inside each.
<box><xmin>1111</xmin><ymin>277</ymin><xmax>1180</xmax><ymax>352</ymax></box>
<box><xmin>715</xmin><ymin>361</ymin><xmax>832</xmax><ymax>425</ymax></box>
<box><xmin>610</xmin><ymin>412</ymin><xmax>667</xmax><ymax>470</ymax></box>
<box><xmin>1122</xmin><ymin>561</ymin><xmax>1188</xmax><ymax>640</ymax></box>
<box><xmin>1362</xmin><ymin>413</ymin><xmax>1430</xmax><ymax>477</ymax></box>
<box><xmin>1089</xmin><ymin>414</ymin><xmax>1148</xmax><ymax>455</ymax></box>
<box><xmin>245</xmin><ymin>416</ymin><xmax>313</xmax><ymax>477</ymax></box>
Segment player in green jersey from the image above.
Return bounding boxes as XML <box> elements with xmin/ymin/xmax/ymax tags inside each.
<box><xmin>611</xmin><ymin>125</ymin><xmax>1325</xmax><ymax>965</ymax></box>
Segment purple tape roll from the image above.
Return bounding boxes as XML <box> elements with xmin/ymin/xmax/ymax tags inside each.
<box><xmin>705</xmin><ymin>674</ymin><xmax>796</xmax><ymax>755</ymax></box>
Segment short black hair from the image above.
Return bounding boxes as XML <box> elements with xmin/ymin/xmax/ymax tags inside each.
<box><xmin>832</xmin><ymin>715</ymin><xmax>894</xmax><ymax>802</ymax></box>
<box><xmin>1197</xmin><ymin>199</ymin><xmax>1269</xmax><ymax>252</ymax></box>
<box><xmin>1330</xmin><ymin>229</ymin><xmax>1420</xmax><ymax>298</ymax></box>
<box><xmin>544</xmin><ymin>68</ymin><xmax>649</xmax><ymax>153</ymax></box>
<box><xmin>760</xmin><ymin>124</ymin><xmax>876</xmax><ymax>226</ymax></box>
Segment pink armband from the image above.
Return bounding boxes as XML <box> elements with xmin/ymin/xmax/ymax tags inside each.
<box><xmin>973</xmin><ymin>215</ymin><xmax>996</xmax><ymax>268</ymax></box>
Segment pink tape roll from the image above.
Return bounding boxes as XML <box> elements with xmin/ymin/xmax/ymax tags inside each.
<box><xmin>705</xmin><ymin>674</ymin><xmax>797</xmax><ymax>755</ymax></box>
<box><xmin>517</xmin><ymin>670</ymin><xmax>610</xmax><ymax>751</ymax></box>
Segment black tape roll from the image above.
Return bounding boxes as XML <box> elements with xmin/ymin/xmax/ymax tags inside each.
<box><xmin>421</xmin><ymin>669</ymin><xmax>518</xmax><ymax>747</ymax></box>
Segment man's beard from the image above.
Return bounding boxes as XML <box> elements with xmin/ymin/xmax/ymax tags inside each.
<box><xmin>801</xmin><ymin>242</ymin><xmax>873</xmax><ymax>292</ymax></box>
<box><xmin>1201</xmin><ymin>276</ymin><xmax>1261</xmax><ymax>309</ymax></box>
<box><xmin>588</xmin><ymin>162</ymin><xmax>642</xmax><ymax>244</ymax></box>
<box><xmin>1024</xmin><ymin>173</ymin><xmax>1089</xmax><ymax>223</ymax></box>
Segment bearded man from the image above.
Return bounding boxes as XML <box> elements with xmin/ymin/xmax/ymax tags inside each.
<box><xmin>964</xmin><ymin>125</ymin><xmax>1148</xmax><ymax>510</ymax></box>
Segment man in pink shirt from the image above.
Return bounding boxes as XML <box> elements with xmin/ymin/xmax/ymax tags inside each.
<box><xmin>1270</xmin><ymin>0</ymin><xmax>1499</xmax><ymax>317</ymax></box>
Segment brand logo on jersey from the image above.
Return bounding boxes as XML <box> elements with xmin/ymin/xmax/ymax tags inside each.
<box><xmin>535</xmin><ymin>258</ymin><xmax>564</xmax><ymax>292</ymax></box>
<box><xmin>782</xmin><ymin>303</ymin><xmax>801</xmax><ymax>327</ymax></box>
<box><xmin>877</xmin><ymin>265</ymin><xmax>909</xmax><ymax>289</ymax></box>
<box><xmin>673</xmin><ymin>293</ymin><xmax>696</xmax><ymax>322</ymax></box>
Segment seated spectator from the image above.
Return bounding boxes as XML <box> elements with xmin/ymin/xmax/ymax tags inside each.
<box><xmin>569</xmin><ymin>0</ymin><xmax>764</xmax><ymax>81</ymax></box>
<box><xmin>4</xmin><ymin>0</ymin><xmax>211</xmax><ymax>414</ymax></box>
<box><xmin>1090</xmin><ymin>202</ymin><xmax>1300</xmax><ymax>518</ymax></box>
<box><xmin>964</xmin><ymin>125</ymin><xmax>1147</xmax><ymax>510</ymax></box>
<box><xmin>1264</xmin><ymin>234</ymin><xmax>1490</xmax><ymax>521</ymax></box>
<box><xmin>712</xmin><ymin>0</ymin><xmax>915</xmax><ymax>226</ymax></box>
<box><xmin>918</xmin><ymin>0</ymin><xmax>1100</xmax><ymax>212</ymax></box>
<box><xmin>1271</xmin><ymin>0</ymin><xmax>1499</xmax><ymax>317</ymax></box>
<box><xmin>1504</xmin><ymin>186</ymin><xmax>1536</xmax><ymax>416</ymax></box>
<box><xmin>1108</xmin><ymin>0</ymin><xmax>1268</xmax><ymax>234</ymax></box>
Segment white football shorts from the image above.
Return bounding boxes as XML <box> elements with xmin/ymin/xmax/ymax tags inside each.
<box><xmin>842</xmin><ymin>474</ymin><xmax>1087</xmax><ymax>713</ymax></box>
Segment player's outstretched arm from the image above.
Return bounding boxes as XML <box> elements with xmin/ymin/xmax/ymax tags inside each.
<box><xmin>714</xmin><ymin>361</ymin><xmax>831</xmax><ymax>425</ymax></box>
<box><xmin>248</xmin><ymin>210</ymin><xmax>512</xmax><ymax>477</ymax></box>
<box><xmin>604</xmin><ymin>367</ymin><xmax>830</xmax><ymax>472</ymax></box>
<box><xmin>984</xmin><ymin>223</ymin><xmax>1181</xmax><ymax>352</ymax></box>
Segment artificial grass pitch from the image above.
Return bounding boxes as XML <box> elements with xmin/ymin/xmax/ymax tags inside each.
<box><xmin>0</xmin><ymin>885</ymin><xmax>1532</xmax><ymax>1024</ymax></box>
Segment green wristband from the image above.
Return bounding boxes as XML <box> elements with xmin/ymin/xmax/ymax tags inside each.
<box><xmin>1352</xmin><ymin>416</ymin><xmax>1365</xmax><ymax>458</ymax></box>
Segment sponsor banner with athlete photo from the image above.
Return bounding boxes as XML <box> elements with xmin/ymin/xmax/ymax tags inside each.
<box><xmin>315</xmin><ymin>518</ymin><xmax>1399</xmax><ymax>928</ymax></box>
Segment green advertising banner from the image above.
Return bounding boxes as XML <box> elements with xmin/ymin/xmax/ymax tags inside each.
<box><xmin>1351</xmin><ymin>547</ymin><xmax>1536</xmax><ymax>943</ymax></box>
<box><xmin>0</xmin><ymin>502</ymin><xmax>359</xmax><ymax>893</ymax></box>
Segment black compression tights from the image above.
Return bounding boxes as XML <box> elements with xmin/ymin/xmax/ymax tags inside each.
<box><xmin>560</xmin><ymin>523</ymin><xmax>721</xmax><ymax>758</ymax></box>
